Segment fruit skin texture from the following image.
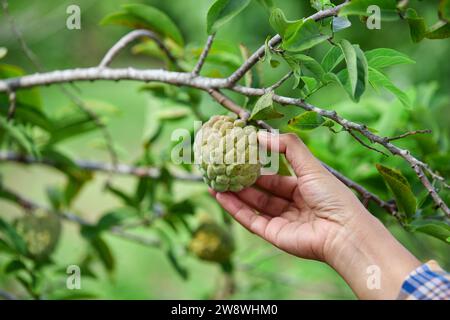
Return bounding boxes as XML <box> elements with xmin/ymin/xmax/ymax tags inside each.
<box><xmin>194</xmin><ymin>115</ymin><xmax>261</xmax><ymax>192</ymax></box>
<box><xmin>15</xmin><ymin>210</ymin><xmax>61</xmax><ymax>261</ymax></box>
<box><xmin>188</xmin><ymin>222</ymin><xmax>234</xmax><ymax>263</ymax></box>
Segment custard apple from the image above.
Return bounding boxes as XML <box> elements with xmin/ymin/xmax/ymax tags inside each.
<box><xmin>15</xmin><ymin>210</ymin><xmax>61</xmax><ymax>261</ymax></box>
<box><xmin>188</xmin><ymin>222</ymin><xmax>234</xmax><ymax>263</ymax></box>
<box><xmin>194</xmin><ymin>115</ymin><xmax>261</xmax><ymax>192</ymax></box>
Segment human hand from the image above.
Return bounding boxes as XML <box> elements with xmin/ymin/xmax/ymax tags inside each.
<box><xmin>210</xmin><ymin>132</ymin><xmax>420</xmax><ymax>299</ymax></box>
<box><xmin>209</xmin><ymin>132</ymin><xmax>368</xmax><ymax>262</ymax></box>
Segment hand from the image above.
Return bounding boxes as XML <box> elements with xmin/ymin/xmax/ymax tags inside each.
<box><xmin>210</xmin><ymin>132</ymin><xmax>421</xmax><ymax>299</ymax></box>
<box><xmin>209</xmin><ymin>132</ymin><xmax>365</xmax><ymax>262</ymax></box>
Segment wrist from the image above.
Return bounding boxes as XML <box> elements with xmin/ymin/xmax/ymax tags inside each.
<box><xmin>324</xmin><ymin>205</ymin><xmax>421</xmax><ymax>299</ymax></box>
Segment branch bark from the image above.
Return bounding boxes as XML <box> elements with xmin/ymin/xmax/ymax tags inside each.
<box><xmin>99</xmin><ymin>29</ymin><xmax>179</xmax><ymax>69</ymax></box>
<box><xmin>0</xmin><ymin>151</ymin><xmax>201</xmax><ymax>181</ymax></box>
<box><xmin>192</xmin><ymin>33</ymin><xmax>215</xmax><ymax>76</ymax></box>
<box><xmin>0</xmin><ymin>0</ymin><xmax>447</xmax><ymax>216</ymax></box>
<box><xmin>0</xmin><ymin>185</ymin><xmax>162</xmax><ymax>248</ymax></box>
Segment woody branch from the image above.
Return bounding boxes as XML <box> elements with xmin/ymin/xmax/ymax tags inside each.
<box><xmin>0</xmin><ymin>4</ymin><xmax>448</xmax><ymax>216</ymax></box>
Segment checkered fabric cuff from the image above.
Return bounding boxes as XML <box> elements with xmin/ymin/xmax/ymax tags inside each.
<box><xmin>397</xmin><ymin>260</ymin><xmax>450</xmax><ymax>300</ymax></box>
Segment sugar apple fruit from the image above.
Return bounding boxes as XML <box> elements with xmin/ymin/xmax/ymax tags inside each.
<box><xmin>188</xmin><ymin>222</ymin><xmax>234</xmax><ymax>263</ymax></box>
<box><xmin>194</xmin><ymin>115</ymin><xmax>261</xmax><ymax>192</ymax></box>
<box><xmin>15</xmin><ymin>210</ymin><xmax>61</xmax><ymax>261</ymax></box>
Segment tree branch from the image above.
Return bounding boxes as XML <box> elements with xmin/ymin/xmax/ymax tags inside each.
<box><xmin>192</xmin><ymin>33</ymin><xmax>215</xmax><ymax>76</ymax></box>
<box><xmin>0</xmin><ymin>185</ymin><xmax>162</xmax><ymax>248</ymax></box>
<box><xmin>231</xmin><ymin>87</ymin><xmax>450</xmax><ymax>216</ymax></box>
<box><xmin>266</xmin><ymin>71</ymin><xmax>293</xmax><ymax>92</ymax></box>
<box><xmin>0</xmin><ymin>151</ymin><xmax>201</xmax><ymax>181</ymax></box>
<box><xmin>225</xmin><ymin>1</ymin><xmax>349</xmax><ymax>86</ymax></box>
<box><xmin>386</xmin><ymin>129</ymin><xmax>432</xmax><ymax>142</ymax></box>
<box><xmin>1</xmin><ymin>0</ymin><xmax>119</xmax><ymax>177</ymax></box>
<box><xmin>205</xmin><ymin>89</ymin><xmax>397</xmax><ymax>216</ymax></box>
<box><xmin>0</xmin><ymin>0</ymin><xmax>446</xmax><ymax>216</ymax></box>
<box><xmin>99</xmin><ymin>29</ymin><xmax>179</xmax><ymax>69</ymax></box>
<box><xmin>6</xmin><ymin>89</ymin><xmax>16</xmax><ymax>121</ymax></box>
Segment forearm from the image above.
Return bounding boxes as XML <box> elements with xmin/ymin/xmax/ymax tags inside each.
<box><xmin>327</xmin><ymin>207</ymin><xmax>421</xmax><ymax>299</ymax></box>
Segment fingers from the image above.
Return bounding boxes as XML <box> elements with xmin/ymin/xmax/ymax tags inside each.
<box><xmin>258</xmin><ymin>131</ymin><xmax>325</xmax><ymax>177</ymax></box>
<box><xmin>235</xmin><ymin>187</ymin><xmax>290</xmax><ymax>216</ymax></box>
<box><xmin>255</xmin><ymin>175</ymin><xmax>297</xmax><ymax>200</ymax></box>
<box><xmin>213</xmin><ymin>192</ymin><xmax>269</xmax><ymax>237</ymax></box>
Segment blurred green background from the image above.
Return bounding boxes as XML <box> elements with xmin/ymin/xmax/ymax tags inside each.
<box><xmin>0</xmin><ymin>0</ymin><xmax>449</xmax><ymax>299</ymax></box>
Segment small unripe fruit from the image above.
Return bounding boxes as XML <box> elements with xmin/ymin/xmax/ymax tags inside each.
<box><xmin>15</xmin><ymin>210</ymin><xmax>61</xmax><ymax>261</ymax></box>
<box><xmin>188</xmin><ymin>222</ymin><xmax>234</xmax><ymax>263</ymax></box>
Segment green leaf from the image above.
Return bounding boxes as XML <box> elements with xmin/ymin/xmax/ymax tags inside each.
<box><xmin>101</xmin><ymin>4</ymin><xmax>184</xmax><ymax>46</ymax></box>
<box><xmin>301</xmin><ymin>76</ymin><xmax>318</xmax><ymax>93</ymax></box>
<box><xmin>364</xmin><ymin>48</ymin><xmax>415</xmax><ymax>69</ymax></box>
<box><xmin>206</xmin><ymin>0</ymin><xmax>252</xmax><ymax>34</ymax></box>
<box><xmin>339</xmin><ymin>0</ymin><xmax>399</xmax><ymax>21</ymax></box>
<box><xmin>0</xmin><ymin>64</ymin><xmax>42</xmax><ymax>109</ymax></box>
<box><xmin>287</xmin><ymin>111</ymin><xmax>330</xmax><ymax>131</ymax></box>
<box><xmin>0</xmin><ymin>118</ymin><xmax>36</xmax><ymax>156</ymax></box>
<box><xmin>425</xmin><ymin>21</ymin><xmax>450</xmax><ymax>40</ymax></box>
<box><xmin>281</xmin><ymin>54</ymin><xmax>302</xmax><ymax>88</ymax></box>
<box><xmin>338</xmin><ymin>41</ymin><xmax>368</xmax><ymax>102</ymax></box>
<box><xmin>405</xmin><ymin>8</ymin><xmax>427</xmax><ymax>43</ymax></box>
<box><xmin>376</xmin><ymin>164</ymin><xmax>417</xmax><ymax>218</ymax></box>
<box><xmin>0</xmin><ymin>47</ymin><xmax>7</xmax><ymax>60</ymax></box>
<box><xmin>5</xmin><ymin>259</ymin><xmax>27</xmax><ymax>274</ymax></box>
<box><xmin>283</xmin><ymin>19</ymin><xmax>329</xmax><ymax>52</ymax></box>
<box><xmin>439</xmin><ymin>0</ymin><xmax>450</xmax><ymax>22</ymax></box>
<box><xmin>249</xmin><ymin>91</ymin><xmax>284</xmax><ymax>120</ymax></box>
<box><xmin>96</xmin><ymin>208</ymin><xmax>134</xmax><ymax>232</ymax></box>
<box><xmin>269</xmin><ymin>8</ymin><xmax>303</xmax><ymax>41</ymax></box>
<box><xmin>90</xmin><ymin>236</ymin><xmax>115</xmax><ymax>272</ymax></box>
<box><xmin>166</xmin><ymin>248</ymin><xmax>189</xmax><ymax>280</ymax></box>
<box><xmin>321</xmin><ymin>46</ymin><xmax>343</xmax><ymax>72</ymax></box>
<box><xmin>408</xmin><ymin>220</ymin><xmax>450</xmax><ymax>244</ymax></box>
<box><xmin>332</xmin><ymin>16</ymin><xmax>352</xmax><ymax>32</ymax></box>
<box><xmin>0</xmin><ymin>217</ymin><xmax>27</xmax><ymax>255</ymax></box>
<box><xmin>352</xmin><ymin>45</ymin><xmax>369</xmax><ymax>102</ymax></box>
<box><xmin>291</xmin><ymin>54</ymin><xmax>326</xmax><ymax>81</ymax></box>
<box><xmin>105</xmin><ymin>184</ymin><xmax>137</xmax><ymax>208</ymax></box>
<box><xmin>310</xmin><ymin>0</ymin><xmax>332</xmax><ymax>11</ymax></box>
<box><xmin>0</xmin><ymin>238</ymin><xmax>15</xmax><ymax>254</ymax></box>
<box><xmin>338</xmin><ymin>39</ymin><xmax>357</xmax><ymax>94</ymax></box>
<box><xmin>156</xmin><ymin>107</ymin><xmax>191</xmax><ymax>121</ymax></box>
<box><xmin>368</xmin><ymin>67</ymin><xmax>411</xmax><ymax>108</ymax></box>
<box><xmin>48</xmin><ymin>114</ymin><xmax>99</xmax><ymax>145</ymax></box>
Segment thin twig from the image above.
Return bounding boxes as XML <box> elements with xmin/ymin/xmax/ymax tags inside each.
<box><xmin>386</xmin><ymin>129</ymin><xmax>432</xmax><ymax>142</ymax></box>
<box><xmin>266</xmin><ymin>71</ymin><xmax>293</xmax><ymax>92</ymax></box>
<box><xmin>0</xmin><ymin>151</ymin><xmax>202</xmax><ymax>181</ymax></box>
<box><xmin>205</xmin><ymin>90</ymin><xmax>397</xmax><ymax>216</ymax></box>
<box><xmin>0</xmin><ymin>0</ymin><xmax>446</xmax><ymax>216</ymax></box>
<box><xmin>0</xmin><ymin>185</ymin><xmax>162</xmax><ymax>248</ymax></box>
<box><xmin>225</xmin><ymin>2</ymin><xmax>349</xmax><ymax>86</ymax></box>
<box><xmin>1</xmin><ymin>69</ymin><xmax>446</xmax><ymax>214</ymax></box>
<box><xmin>1</xmin><ymin>0</ymin><xmax>119</xmax><ymax>179</ymax></box>
<box><xmin>192</xmin><ymin>33</ymin><xmax>215</xmax><ymax>76</ymax></box>
<box><xmin>99</xmin><ymin>29</ymin><xmax>179</xmax><ymax>69</ymax></box>
<box><xmin>347</xmin><ymin>129</ymin><xmax>389</xmax><ymax>157</ymax></box>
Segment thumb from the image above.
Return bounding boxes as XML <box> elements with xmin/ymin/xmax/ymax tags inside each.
<box><xmin>258</xmin><ymin>131</ymin><xmax>325</xmax><ymax>177</ymax></box>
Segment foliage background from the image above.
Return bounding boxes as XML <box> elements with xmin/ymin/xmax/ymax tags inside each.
<box><xmin>0</xmin><ymin>0</ymin><xmax>449</xmax><ymax>299</ymax></box>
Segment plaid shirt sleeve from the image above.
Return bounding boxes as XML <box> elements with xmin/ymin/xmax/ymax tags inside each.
<box><xmin>397</xmin><ymin>260</ymin><xmax>450</xmax><ymax>300</ymax></box>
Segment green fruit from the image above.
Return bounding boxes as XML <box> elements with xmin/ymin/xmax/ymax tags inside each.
<box><xmin>15</xmin><ymin>210</ymin><xmax>61</xmax><ymax>261</ymax></box>
<box><xmin>194</xmin><ymin>115</ymin><xmax>261</xmax><ymax>192</ymax></box>
<box><xmin>188</xmin><ymin>222</ymin><xmax>234</xmax><ymax>263</ymax></box>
